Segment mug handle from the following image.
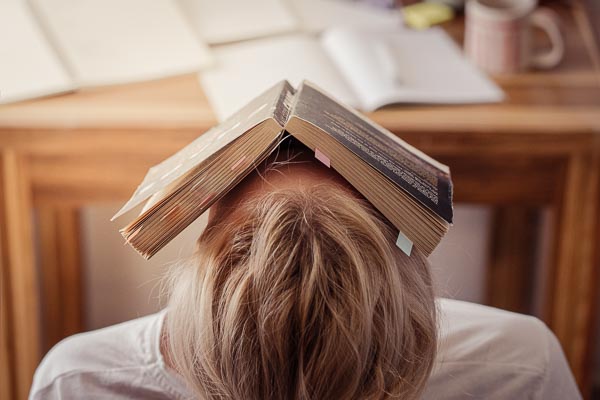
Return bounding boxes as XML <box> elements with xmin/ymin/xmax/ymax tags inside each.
<box><xmin>530</xmin><ymin>8</ymin><xmax>565</xmax><ymax>69</ymax></box>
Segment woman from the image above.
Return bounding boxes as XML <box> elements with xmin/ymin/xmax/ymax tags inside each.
<box><xmin>30</xmin><ymin>143</ymin><xmax>581</xmax><ymax>399</ymax></box>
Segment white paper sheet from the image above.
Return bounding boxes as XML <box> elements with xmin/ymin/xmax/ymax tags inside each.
<box><xmin>178</xmin><ymin>0</ymin><xmax>298</xmax><ymax>44</ymax></box>
<box><xmin>0</xmin><ymin>0</ymin><xmax>74</xmax><ymax>104</ymax></box>
<box><xmin>321</xmin><ymin>27</ymin><xmax>504</xmax><ymax>110</ymax></box>
<box><xmin>30</xmin><ymin>0</ymin><xmax>213</xmax><ymax>87</ymax></box>
<box><xmin>199</xmin><ymin>34</ymin><xmax>358</xmax><ymax>121</ymax></box>
<box><xmin>287</xmin><ymin>0</ymin><xmax>402</xmax><ymax>33</ymax></box>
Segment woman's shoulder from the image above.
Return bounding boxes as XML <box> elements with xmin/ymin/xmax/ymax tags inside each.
<box><xmin>30</xmin><ymin>311</ymin><xmax>166</xmax><ymax>399</ymax></box>
<box><xmin>424</xmin><ymin>298</ymin><xmax>581</xmax><ymax>399</ymax></box>
<box><xmin>435</xmin><ymin>298</ymin><xmax>550</xmax><ymax>366</ymax></box>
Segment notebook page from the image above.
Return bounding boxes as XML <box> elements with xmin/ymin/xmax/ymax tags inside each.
<box><xmin>178</xmin><ymin>0</ymin><xmax>298</xmax><ymax>44</ymax></box>
<box><xmin>0</xmin><ymin>0</ymin><xmax>74</xmax><ymax>104</ymax></box>
<box><xmin>30</xmin><ymin>0</ymin><xmax>213</xmax><ymax>87</ymax></box>
<box><xmin>321</xmin><ymin>27</ymin><xmax>504</xmax><ymax>110</ymax></box>
<box><xmin>200</xmin><ymin>34</ymin><xmax>358</xmax><ymax>121</ymax></box>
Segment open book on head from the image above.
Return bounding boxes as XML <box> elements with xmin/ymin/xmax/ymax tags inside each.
<box><xmin>201</xmin><ymin>27</ymin><xmax>504</xmax><ymax>120</ymax></box>
<box><xmin>113</xmin><ymin>81</ymin><xmax>454</xmax><ymax>260</ymax></box>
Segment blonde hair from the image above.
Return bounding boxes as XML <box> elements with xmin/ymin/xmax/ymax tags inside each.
<box><xmin>164</xmin><ymin>184</ymin><xmax>437</xmax><ymax>399</ymax></box>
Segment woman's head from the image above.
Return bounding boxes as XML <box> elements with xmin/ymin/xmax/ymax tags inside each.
<box><xmin>164</xmin><ymin>143</ymin><xmax>437</xmax><ymax>399</ymax></box>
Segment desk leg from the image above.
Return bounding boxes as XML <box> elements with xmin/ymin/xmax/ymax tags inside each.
<box><xmin>38</xmin><ymin>207</ymin><xmax>83</xmax><ymax>352</ymax></box>
<box><xmin>487</xmin><ymin>207</ymin><xmax>538</xmax><ymax>314</ymax></box>
<box><xmin>549</xmin><ymin>151</ymin><xmax>600</xmax><ymax>393</ymax></box>
<box><xmin>1</xmin><ymin>241</ymin><xmax>14</xmax><ymax>400</ymax></box>
<box><xmin>0</xmin><ymin>150</ymin><xmax>40</xmax><ymax>400</ymax></box>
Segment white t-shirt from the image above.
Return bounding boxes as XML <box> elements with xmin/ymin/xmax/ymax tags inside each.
<box><xmin>30</xmin><ymin>299</ymin><xmax>582</xmax><ymax>399</ymax></box>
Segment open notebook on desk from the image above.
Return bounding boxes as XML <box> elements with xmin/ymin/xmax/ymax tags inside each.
<box><xmin>201</xmin><ymin>27</ymin><xmax>504</xmax><ymax>120</ymax></box>
<box><xmin>0</xmin><ymin>0</ymin><xmax>212</xmax><ymax>104</ymax></box>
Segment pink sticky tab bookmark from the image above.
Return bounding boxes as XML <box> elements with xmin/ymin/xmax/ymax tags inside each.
<box><xmin>314</xmin><ymin>148</ymin><xmax>331</xmax><ymax>168</ymax></box>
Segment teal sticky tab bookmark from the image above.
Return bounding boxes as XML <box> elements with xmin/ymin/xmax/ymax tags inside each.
<box><xmin>395</xmin><ymin>231</ymin><xmax>413</xmax><ymax>256</ymax></box>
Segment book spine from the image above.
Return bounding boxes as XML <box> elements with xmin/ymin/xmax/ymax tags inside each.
<box><xmin>272</xmin><ymin>81</ymin><xmax>296</xmax><ymax>127</ymax></box>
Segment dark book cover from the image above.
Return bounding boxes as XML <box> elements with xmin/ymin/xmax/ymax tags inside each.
<box><xmin>290</xmin><ymin>81</ymin><xmax>453</xmax><ymax>224</ymax></box>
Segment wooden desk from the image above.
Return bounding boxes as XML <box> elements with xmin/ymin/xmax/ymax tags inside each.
<box><xmin>1</xmin><ymin>3</ymin><xmax>599</xmax><ymax>399</ymax></box>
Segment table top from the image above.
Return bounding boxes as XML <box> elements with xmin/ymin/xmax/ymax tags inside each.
<box><xmin>0</xmin><ymin>3</ymin><xmax>598</xmax><ymax>138</ymax></box>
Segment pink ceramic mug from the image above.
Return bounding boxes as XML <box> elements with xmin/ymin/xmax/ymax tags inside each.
<box><xmin>464</xmin><ymin>0</ymin><xmax>564</xmax><ymax>74</ymax></box>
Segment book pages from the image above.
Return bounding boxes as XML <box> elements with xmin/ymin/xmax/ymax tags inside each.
<box><xmin>112</xmin><ymin>81</ymin><xmax>293</xmax><ymax>220</ymax></box>
<box><xmin>178</xmin><ymin>0</ymin><xmax>298</xmax><ymax>44</ymax></box>
<box><xmin>0</xmin><ymin>0</ymin><xmax>74</xmax><ymax>104</ymax></box>
<box><xmin>200</xmin><ymin>34</ymin><xmax>358</xmax><ymax>121</ymax></box>
<box><xmin>121</xmin><ymin>120</ymin><xmax>283</xmax><ymax>259</ymax></box>
<box><xmin>321</xmin><ymin>27</ymin><xmax>504</xmax><ymax>109</ymax></box>
<box><xmin>30</xmin><ymin>0</ymin><xmax>213</xmax><ymax>86</ymax></box>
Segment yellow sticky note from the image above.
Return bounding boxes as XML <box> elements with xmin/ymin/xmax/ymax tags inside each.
<box><xmin>403</xmin><ymin>2</ymin><xmax>454</xmax><ymax>30</ymax></box>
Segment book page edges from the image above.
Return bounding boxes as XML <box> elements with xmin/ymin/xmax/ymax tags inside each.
<box><xmin>122</xmin><ymin>119</ymin><xmax>285</xmax><ymax>259</ymax></box>
<box><xmin>111</xmin><ymin>80</ymin><xmax>292</xmax><ymax>221</ymax></box>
